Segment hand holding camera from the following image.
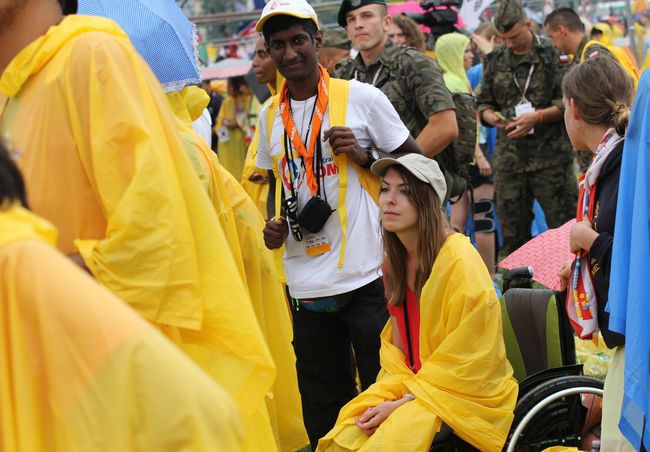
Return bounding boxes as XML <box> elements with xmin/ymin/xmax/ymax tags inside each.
<box><xmin>263</xmin><ymin>217</ymin><xmax>289</xmax><ymax>250</ymax></box>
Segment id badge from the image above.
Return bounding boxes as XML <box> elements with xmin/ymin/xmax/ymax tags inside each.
<box><xmin>514</xmin><ymin>100</ymin><xmax>535</xmax><ymax>135</ymax></box>
<box><xmin>304</xmin><ymin>232</ymin><xmax>331</xmax><ymax>256</ymax></box>
<box><xmin>217</xmin><ymin>126</ymin><xmax>230</xmax><ymax>142</ymax></box>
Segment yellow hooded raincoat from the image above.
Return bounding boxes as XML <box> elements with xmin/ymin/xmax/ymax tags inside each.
<box><xmin>318</xmin><ymin>234</ymin><xmax>518</xmax><ymax>451</ymax></box>
<box><xmin>0</xmin><ymin>15</ymin><xmax>275</xmax><ymax>449</ymax></box>
<box><xmin>216</xmin><ymin>91</ymin><xmax>259</xmax><ymax>181</ymax></box>
<box><xmin>0</xmin><ymin>206</ymin><xmax>243</xmax><ymax>451</ymax></box>
<box><xmin>435</xmin><ymin>32</ymin><xmax>472</xmax><ymax>94</ymax></box>
<box><xmin>167</xmin><ymin>91</ymin><xmax>309</xmax><ymax>452</ymax></box>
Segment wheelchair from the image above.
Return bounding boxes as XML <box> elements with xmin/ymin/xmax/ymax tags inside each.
<box><xmin>432</xmin><ymin>268</ymin><xmax>604</xmax><ymax>451</ymax></box>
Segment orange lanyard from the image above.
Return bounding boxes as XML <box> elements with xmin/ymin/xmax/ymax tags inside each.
<box><xmin>278</xmin><ymin>66</ymin><xmax>330</xmax><ymax>196</ymax></box>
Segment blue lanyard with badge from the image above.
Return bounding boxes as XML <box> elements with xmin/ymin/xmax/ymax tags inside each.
<box><xmin>513</xmin><ymin>64</ymin><xmax>535</xmax><ymax>135</ymax></box>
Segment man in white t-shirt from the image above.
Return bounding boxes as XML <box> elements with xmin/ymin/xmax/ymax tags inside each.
<box><xmin>255</xmin><ymin>0</ymin><xmax>422</xmax><ymax>448</ymax></box>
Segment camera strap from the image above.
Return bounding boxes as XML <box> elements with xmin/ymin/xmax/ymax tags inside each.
<box><xmin>284</xmin><ymin>96</ymin><xmax>331</xmax><ymax>204</ymax></box>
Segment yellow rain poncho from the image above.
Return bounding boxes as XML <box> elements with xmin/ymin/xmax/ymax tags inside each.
<box><xmin>435</xmin><ymin>32</ymin><xmax>471</xmax><ymax>94</ymax></box>
<box><xmin>318</xmin><ymin>234</ymin><xmax>518</xmax><ymax>451</ymax></box>
<box><xmin>216</xmin><ymin>92</ymin><xmax>259</xmax><ymax>181</ymax></box>
<box><xmin>0</xmin><ymin>15</ymin><xmax>274</xmax><ymax>448</ymax></box>
<box><xmin>168</xmin><ymin>92</ymin><xmax>309</xmax><ymax>452</ymax></box>
<box><xmin>0</xmin><ymin>206</ymin><xmax>243</xmax><ymax>451</ymax></box>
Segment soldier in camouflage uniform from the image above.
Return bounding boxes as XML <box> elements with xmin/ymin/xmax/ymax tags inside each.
<box><xmin>544</xmin><ymin>8</ymin><xmax>613</xmax><ymax>63</ymax></box>
<box><xmin>335</xmin><ymin>0</ymin><xmax>458</xmax><ymax>188</ymax></box>
<box><xmin>478</xmin><ymin>0</ymin><xmax>578</xmax><ymax>255</ymax></box>
<box><xmin>544</xmin><ymin>7</ymin><xmax>614</xmax><ymax>172</ymax></box>
<box><xmin>319</xmin><ymin>28</ymin><xmax>352</xmax><ymax>75</ymax></box>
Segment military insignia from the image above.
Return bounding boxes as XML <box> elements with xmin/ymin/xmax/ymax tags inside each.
<box><xmin>351</xmin><ymin>0</ymin><xmax>361</xmax><ymax>7</ymax></box>
<box><xmin>559</xmin><ymin>54</ymin><xmax>570</xmax><ymax>63</ymax></box>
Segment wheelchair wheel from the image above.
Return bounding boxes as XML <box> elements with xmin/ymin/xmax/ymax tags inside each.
<box><xmin>506</xmin><ymin>375</ymin><xmax>604</xmax><ymax>452</ymax></box>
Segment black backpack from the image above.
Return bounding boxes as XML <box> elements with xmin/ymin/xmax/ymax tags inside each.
<box><xmin>437</xmin><ymin>92</ymin><xmax>477</xmax><ymax>201</ymax></box>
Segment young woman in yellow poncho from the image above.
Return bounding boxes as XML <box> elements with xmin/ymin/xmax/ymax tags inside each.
<box><xmin>318</xmin><ymin>154</ymin><xmax>517</xmax><ymax>451</ymax></box>
<box><xmin>216</xmin><ymin>75</ymin><xmax>259</xmax><ymax>181</ymax></box>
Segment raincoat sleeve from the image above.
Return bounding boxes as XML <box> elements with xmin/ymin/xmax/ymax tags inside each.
<box><xmin>319</xmin><ymin>235</ymin><xmax>518</xmax><ymax>452</ymax></box>
<box><xmin>0</xmin><ymin>207</ymin><xmax>243</xmax><ymax>452</ymax></box>
<box><xmin>62</xmin><ymin>33</ymin><xmax>233</xmax><ymax>331</ymax></box>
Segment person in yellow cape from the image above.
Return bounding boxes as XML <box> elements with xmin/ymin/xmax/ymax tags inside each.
<box><xmin>0</xmin><ymin>146</ymin><xmax>243</xmax><ymax>452</ymax></box>
<box><xmin>166</xmin><ymin>89</ymin><xmax>309</xmax><ymax>452</ymax></box>
<box><xmin>0</xmin><ymin>2</ymin><xmax>275</xmax><ymax>448</ymax></box>
<box><xmin>591</xmin><ymin>22</ymin><xmax>641</xmax><ymax>77</ymax></box>
<box><xmin>216</xmin><ymin>74</ymin><xmax>260</xmax><ymax>181</ymax></box>
<box><xmin>318</xmin><ymin>155</ymin><xmax>518</xmax><ymax>451</ymax></box>
<box><xmin>241</xmin><ymin>35</ymin><xmax>284</xmax><ymax>217</ymax></box>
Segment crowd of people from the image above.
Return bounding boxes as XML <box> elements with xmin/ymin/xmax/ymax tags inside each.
<box><xmin>1</xmin><ymin>0</ymin><xmax>649</xmax><ymax>450</ymax></box>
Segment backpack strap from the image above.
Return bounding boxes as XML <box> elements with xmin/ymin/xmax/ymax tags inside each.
<box><xmin>328</xmin><ymin>78</ymin><xmax>350</xmax><ymax>268</ymax></box>
<box><xmin>580</xmin><ymin>40</ymin><xmax>602</xmax><ymax>63</ymax></box>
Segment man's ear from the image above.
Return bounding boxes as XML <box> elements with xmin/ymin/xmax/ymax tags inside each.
<box><xmin>384</xmin><ymin>14</ymin><xmax>393</xmax><ymax>31</ymax></box>
<box><xmin>314</xmin><ymin>30</ymin><xmax>324</xmax><ymax>50</ymax></box>
<box><xmin>557</xmin><ymin>24</ymin><xmax>567</xmax><ymax>37</ymax></box>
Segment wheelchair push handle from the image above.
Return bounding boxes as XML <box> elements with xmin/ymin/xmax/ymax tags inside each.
<box><xmin>502</xmin><ymin>266</ymin><xmax>534</xmax><ymax>292</ymax></box>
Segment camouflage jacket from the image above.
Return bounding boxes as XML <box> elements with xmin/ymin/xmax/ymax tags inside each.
<box><xmin>478</xmin><ymin>34</ymin><xmax>574</xmax><ymax>173</ymax></box>
<box><xmin>574</xmin><ymin>35</ymin><xmax>613</xmax><ymax>65</ymax></box>
<box><xmin>334</xmin><ymin>41</ymin><xmax>455</xmax><ymax>139</ymax></box>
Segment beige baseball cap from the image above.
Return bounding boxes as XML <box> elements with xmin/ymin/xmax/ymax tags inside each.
<box><xmin>371</xmin><ymin>154</ymin><xmax>447</xmax><ymax>206</ymax></box>
<box><xmin>255</xmin><ymin>0</ymin><xmax>320</xmax><ymax>33</ymax></box>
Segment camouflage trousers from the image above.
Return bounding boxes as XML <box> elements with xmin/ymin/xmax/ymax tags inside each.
<box><xmin>495</xmin><ymin>164</ymin><xmax>578</xmax><ymax>256</ymax></box>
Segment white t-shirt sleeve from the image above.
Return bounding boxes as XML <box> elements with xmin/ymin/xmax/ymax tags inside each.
<box><xmin>365</xmin><ymin>89</ymin><xmax>411</xmax><ymax>153</ymax></box>
<box><xmin>255</xmin><ymin>104</ymin><xmax>273</xmax><ymax>170</ymax></box>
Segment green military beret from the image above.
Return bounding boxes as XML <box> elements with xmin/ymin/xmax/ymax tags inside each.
<box><xmin>493</xmin><ymin>0</ymin><xmax>526</xmax><ymax>33</ymax></box>
<box><xmin>337</xmin><ymin>0</ymin><xmax>387</xmax><ymax>27</ymax></box>
<box><xmin>322</xmin><ymin>28</ymin><xmax>352</xmax><ymax>49</ymax></box>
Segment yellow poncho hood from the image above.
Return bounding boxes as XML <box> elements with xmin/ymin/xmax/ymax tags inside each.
<box><xmin>0</xmin><ymin>206</ymin><xmax>244</xmax><ymax>451</ymax></box>
<box><xmin>435</xmin><ymin>32</ymin><xmax>471</xmax><ymax>94</ymax></box>
<box><xmin>0</xmin><ymin>16</ymin><xmax>127</xmax><ymax>97</ymax></box>
<box><xmin>319</xmin><ymin>234</ymin><xmax>518</xmax><ymax>451</ymax></box>
<box><xmin>592</xmin><ymin>23</ymin><xmax>615</xmax><ymax>46</ymax></box>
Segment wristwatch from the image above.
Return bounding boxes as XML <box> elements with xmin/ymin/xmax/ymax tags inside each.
<box><xmin>363</xmin><ymin>146</ymin><xmax>380</xmax><ymax>169</ymax></box>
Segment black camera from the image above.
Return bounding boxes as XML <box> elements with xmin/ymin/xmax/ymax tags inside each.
<box><xmin>403</xmin><ymin>0</ymin><xmax>463</xmax><ymax>38</ymax></box>
<box><xmin>284</xmin><ymin>196</ymin><xmax>304</xmax><ymax>242</ymax></box>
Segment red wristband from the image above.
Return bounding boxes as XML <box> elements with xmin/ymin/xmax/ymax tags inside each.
<box><xmin>537</xmin><ymin>109</ymin><xmax>543</xmax><ymax>124</ymax></box>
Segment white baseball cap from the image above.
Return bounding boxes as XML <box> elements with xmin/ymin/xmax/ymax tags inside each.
<box><xmin>371</xmin><ymin>154</ymin><xmax>447</xmax><ymax>206</ymax></box>
<box><xmin>255</xmin><ymin>0</ymin><xmax>320</xmax><ymax>33</ymax></box>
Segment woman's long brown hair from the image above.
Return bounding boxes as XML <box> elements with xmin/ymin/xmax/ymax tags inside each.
<box><xmin>383</xmin><ymin>166</ymin><xmax>448</xmax><ymax>306</ymax></box>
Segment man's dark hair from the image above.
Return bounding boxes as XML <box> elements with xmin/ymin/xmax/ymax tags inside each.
<box><xmin>544</xmin><ymin>7</ymin><xmax>585</xmax><ymax>33</ymax></box>
<box><xmin>590</xmin><ymin>28</ymin><xmax>604</xmax><ymax>39</ymax></box>
<box><xmin>262</xmin><ymin>16</ymin><xmax>318</xmax><ymax>42</ymax></box>
<box><xmin>58</xmin><ymin>0</ymin><xmax>78</xmax><ymax>15</ymax></box>
<box><xmin>0</xmin><ymin>143</ymin><xmax>28</xmax><ymax>208</ymax></box>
